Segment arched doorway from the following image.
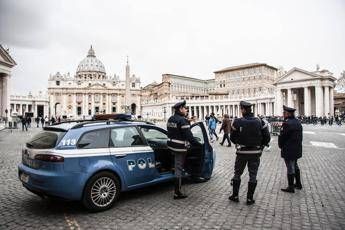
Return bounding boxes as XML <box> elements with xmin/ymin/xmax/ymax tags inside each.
<box><xmin>131</xmin><ymin>103</ymin><xmax>136</xmax><ymax>115</ymax></box>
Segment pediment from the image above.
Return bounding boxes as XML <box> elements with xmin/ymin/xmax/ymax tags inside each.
<box><xmin>0</xmin><ymin>45</ymin><xmax>16</xmax><ymax>67</ymax></box>
<box><xmin>276</xmin><ymin>68</ymin><xmax>322</xmax><ymax>84</ymax></box>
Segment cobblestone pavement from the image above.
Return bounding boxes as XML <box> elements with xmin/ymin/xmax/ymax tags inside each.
<box><xmin>0</xmin><ymin>125</ymin><xmax>345</xmax><ymax>230</ymax></box>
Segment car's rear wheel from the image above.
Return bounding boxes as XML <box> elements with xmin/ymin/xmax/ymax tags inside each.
<box><xmin>82</xmin><ymin>171</ymin><xmax>120</xmax><ymax>212</ymax></box>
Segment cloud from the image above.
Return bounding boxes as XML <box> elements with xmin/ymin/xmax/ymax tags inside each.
<box><xmin>0</xmin><ymin>0</ymin><xmax>56</xmax><ymax>48</ymax></box>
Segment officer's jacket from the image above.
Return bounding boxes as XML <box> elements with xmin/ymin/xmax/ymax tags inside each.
<box><xmin>167</xmin><ymin>112</ymin><xmax>200</xmax><ymax>152</ymax></box>
<box><xmin>278</xmin><ymin>117</ymin><xmax>303</xmax><ymax>160</ymax></box>
<box><xmin>230</xmin><ymin>113</ymin><xmax>270</xmax><ymax>155</ymax></box>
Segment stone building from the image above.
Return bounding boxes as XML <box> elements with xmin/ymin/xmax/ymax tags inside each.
<box><xmin>141</xmin><ymin>63</ymin><xmax>337</xmax><ymax>120</ymax></box>
<box><xmin>274</xmin><ymin>67</ymin><xmax>336</xmax><ymax>116</ymax></box>
<box><xmin>141</xmin><ymin>63</ymin><xmax>278</xmax><ymax>120</ymax></box>
<box><xmin>334</xmin><ymin>71</ymin><xmax>345</xmax><ymax>114</ymax></box>
<box><xmin>0</xmin><ymin>45</ymin><xmax>16</xmax><ymax>119</ymax></box>
<box><xmin>48</xmin><ymin>46</ymin><xmax>141</xmax><ymax>119</ymax></box>
<box><xmin>141</xmin><ymin>74</ymin><xmax>214</xmax><ymax>120</ymax></box>
<box><xmin>10</xmin><ymin>91</ymin><xmax>49</xmax><ymax>117</ymax></box>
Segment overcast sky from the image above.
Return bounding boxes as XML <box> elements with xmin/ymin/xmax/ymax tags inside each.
<box><xmin>1</xmin><ymin>0</ymin><xmax>344</xmax><ymax>95</ymax></box>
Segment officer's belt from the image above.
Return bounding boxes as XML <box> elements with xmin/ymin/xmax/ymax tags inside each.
<box><xmin>168</xmin><ymin>139</ymin><xmax>187</xmax><ymax>145</ymax></box>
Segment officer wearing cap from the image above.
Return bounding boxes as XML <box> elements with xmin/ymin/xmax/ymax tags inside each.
<box><xmin>279</xmin><ymin>105</ymin><xmax>303</xmax><ymax>193</ymax></box>
<box><xmin>167</xmin><ymin>100</ymin><xmax>200</xmax><ymax>199</ymax></box>
<box><xmin>229</xmin><ymin>101</ymin><xmax>270</xmax><ymax>205</ymax></box>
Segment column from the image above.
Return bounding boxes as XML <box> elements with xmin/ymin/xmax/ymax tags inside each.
<box><xmin>1</xmin><ymin>75</ymin><xmax>9</xmax><ymax>117</ymax></box>
<box><xmin>72</xmin><ymin>93</ymin><xmax>76</xmax><ymax>118</ymax></box>
<box><xmin>324</xmin><ymin>86</ymin><xmax>330</xmax><ymax>116</ymax></box>
<box><xmin>315</xmin><ymin>86</ymin><xmax>324</xmax><ymax>117</ymax></box>
<box><xmin>275</xmin><ymin>88</ymin><xmax>283</xmax><ymax>116</ymax></box>
<box><xmin>63</xmin><ymin>94</ymin><xmax>67</xmax><ymax>115</ymax></box>
<box><xmin>330</xmin><ymin>87</ymin><xmax>334</xmax><ymax>116</ymax></box>
<box><xmin>303</xmin><ymin>87</ymin><xmax>311</xmax><ymax>116</ymax></box>
<box><xmin>287</xmin><ymin>88</ymin><xmax>293</xmax><ymax>107</ymax></box>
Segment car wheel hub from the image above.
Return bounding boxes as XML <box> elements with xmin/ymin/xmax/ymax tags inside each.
<box><xmin>91</xmin><ymin>177</ymin><xmax>116</xmax><ymax>207</ymax></box>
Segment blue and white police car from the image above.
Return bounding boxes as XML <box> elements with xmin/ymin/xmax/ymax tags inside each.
<box><xmin>18</xmin><ymin>120</ymin><xmax>215</xmax><ymax>211</ymax></box>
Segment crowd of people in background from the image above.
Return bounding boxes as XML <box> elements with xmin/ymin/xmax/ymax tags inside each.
<box><xmin>19</xmin><ymin>115</ymin><xmax>63</xmax><ymax>131</ymax></box>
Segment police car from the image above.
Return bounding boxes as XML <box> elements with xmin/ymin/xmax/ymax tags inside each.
<box><xmin>18</xmin><ymin>120</ymin><xmax>215</xmax><ymax>211</ymax></box>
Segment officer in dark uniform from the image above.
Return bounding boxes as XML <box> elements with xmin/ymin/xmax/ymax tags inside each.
<box><xmin>229</xmin><ymin>101</ymin><xmax>270</xmax><ymax>205</ymax></box>
<box><xmin>279</xmin><ymin>105</ymin><xmax>303</xmax><ymax>193</ymax></box>
<box><xmin>167</xmin><ymin>100</ymin><xmax>200</xmax><ymax>199</ymax></box>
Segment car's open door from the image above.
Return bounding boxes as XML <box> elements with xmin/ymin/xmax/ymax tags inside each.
<box><xmin>185</xmin><ymin>122</ymin><xmax>215</xmax><ymax>180</ymax></box>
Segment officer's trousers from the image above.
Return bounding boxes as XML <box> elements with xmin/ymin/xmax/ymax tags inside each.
<box><xmin>284</xmin><ymin>159</ymin><xmax>300</xmax><ymax>175</ymax></box>
<box><xmin>174</xmin><ymin>151</ymin><xmax>187</xmax><ymax>177</ymax></box>
<box><xmin>232</xmin><ymin>154</ymin><xmax>260</xmax><ymax>183</ymax></box>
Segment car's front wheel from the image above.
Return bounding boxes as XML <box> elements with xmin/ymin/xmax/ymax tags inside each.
<box><xmin>82</xmin><ymin>171</ymin><xmax>120</xmax><ymax>212</ymax></box>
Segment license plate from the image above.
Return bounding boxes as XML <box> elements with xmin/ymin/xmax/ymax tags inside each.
<box><xmin>20</xmin><ymin>173</ymin><xmax>29</xmax><ymax>183</ymax></box>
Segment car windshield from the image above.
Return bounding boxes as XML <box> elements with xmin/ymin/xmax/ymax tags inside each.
<box><xmin>26</xmin><ymin>131</ymin><xmax>66</xmax><ymax>149</ymax></box>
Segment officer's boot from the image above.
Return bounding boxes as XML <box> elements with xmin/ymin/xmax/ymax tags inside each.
<box><xmin>281</xmin><ymin>174</ymin><xmax>295</xmax><ymax>193</ymax></box>
<box><xmin>228</xmin><ymin>179</ymin><xmax>241</xmax><ymax>202</ymax></box>
<box><xmin>294</xmin><ymin>169</ymin><xmax>302</xmax><ymax>190</ymax></box>
<box><xmin>246</xmin><ymin>182</ymin><xmax>257</xmax><ymax>205</ymax></box>
<box><xmin>174</xmin><ymin>177</ymin><xmax>187</xmax><ymax>199</ymax></box>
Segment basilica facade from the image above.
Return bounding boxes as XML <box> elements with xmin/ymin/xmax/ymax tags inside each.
<box><xmin>48</xmin><ymin>46</ymin><xmax>141</xmax><ymax>119</ymax></box>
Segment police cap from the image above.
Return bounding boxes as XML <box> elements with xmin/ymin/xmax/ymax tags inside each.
<box><xmin>240</xmin><ymin>101</ymin><xmax>252</xmax><ymax>108</ymax></box>
<box><xmin>283</xmin><ymin>105</ymin><xmax>296</xmax><ymax>112</ymax></box>
<box><xmin>173</xmin><ymin>100</ymin><xmax>187</xmax><ymax>110</ymax></box>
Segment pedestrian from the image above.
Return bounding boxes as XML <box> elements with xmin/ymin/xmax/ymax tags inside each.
<box><xmin>228</xmin><ymin>101</ymin><xmax>270</xmax><ymax>205</ymax></box>
<box><xmin>51</xmin><ymin>116</ymin><xmax>56</xmax><ymax>124</ymax></box>
<box><xmin>167</xmin><ymin>100</ymin><xmax>201</xmax><ymax>199</ymax></box>
<box><xmin>35</xmin><ymin>116</ymin><xmax>40</xmax><ymax>127</ymax></box>
<box><xmin>205</xmin><ymin>114</ymin><xmax>210</xmax><ymax>126</ymax></box>
<box><xmin>278</xmin><ymin>105</ymin><xmax>303</xmax><ymax>193</ymax></box>
<box><xmin>26</xmin><ymin>116</ymin><xmax>31</xmax><ymax>128</ymax></box>
<box><xmin>21</xmin><ymin>116</ymin><xmax>28</xmax><ymax>131</ymax></box>
<box><xmin>44</xmin><ymin>116</ymin><xmax>49</xmax><ymax>126</ymax></box>
<box><xmin>40</xmin><ymin>117</ymin><xmax>44</xmax><ymax>127</ymax></box>
<box><xmin>208</xmin><ymin>113</ymin><xmax>218</xmax><ymax>142</ymax></box>
<box><xmin>219</xmin><ymin>114</ymin><xmax>231</xmax><ymax>147</ymax></box>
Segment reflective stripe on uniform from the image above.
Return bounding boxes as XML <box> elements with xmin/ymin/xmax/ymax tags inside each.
<box><xmin>237</xmin><ymin>150</ymin><xmax>262</xmax><ymax>154</ymax></box>
<box><xmin>239</xmin><ymin>145</ymin><xmax>261</xmax><ymax>148</ymax></box>
<box><xmin>168</xmin><ymin>146</ymin><xmax>187</xmax><ymax>152</ymax></box>
<box><xmin>169</xmin><ymin>139</ymin><xmax>186</xmax><ymax>144</ymax></box>
<box><xmin>181</xmin><ymin>125</ymin><xmax>190</xmax><ymax>129</ymax></box>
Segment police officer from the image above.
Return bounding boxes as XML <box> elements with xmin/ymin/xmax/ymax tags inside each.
<box><xmin>229</xmin><ymin>101</ymin><xmax>270</xmax><ymax>205</ymax></box>
<box><xmin>167</xmin><ymin>100</ymin><xmax>200</xmax><ymax>199</ymax></box>
<box><xmin>279</xmin><ymin>105</ymin><xmax>303</xmax><ymax>193</ymax></box>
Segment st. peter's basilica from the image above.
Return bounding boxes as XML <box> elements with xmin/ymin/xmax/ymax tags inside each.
<box><xmin>48</xmin><ymin>46</ymin><xmax>141</xmax><ymax>119</ymax></box>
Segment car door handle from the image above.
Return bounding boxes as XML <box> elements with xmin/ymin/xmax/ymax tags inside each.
<box><xmin>115</xmin><ymin>154</ymin><xmax>127</xmax><ymax>158</ymax></box>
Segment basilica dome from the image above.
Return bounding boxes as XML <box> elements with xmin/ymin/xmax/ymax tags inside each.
<box><xmin>76</xmin><ymin>46</ymin><xmax>106</xmax><ymax>80</ymax></box>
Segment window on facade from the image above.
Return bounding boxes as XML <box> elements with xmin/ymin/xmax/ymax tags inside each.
<box><xmin>132</xmin><ymin>83</ymin><xmax>135</xmax><ymax>88</ymax></box>
<box><xmin>77</xmin><ymin>129</ymin><xmax>110</xmax><ymax>149</ymax></box>
<box><xmin>77</xmin><ymin>107</ymin><xmax>82</xmax><ymax>115</ymax></box>
<box><xmin>95</xmin><ymin>107</ymin><xmax>99</xmax><ymax>113</ymax></box>
<box><xmin>110</xmin><ymin>127</ymin><xmax>145</xmax><ymax>148</ymax></box>
<box><xmin>56</xmin><ymin>81</ymin><xmax>60</xmax><ymax>86</ymax></box>
<box><xmin>112</xmin><ymin>107</ymin><xmax>116</xmax><ymax>113</ymax></box>
<box><xmin>88</xmin><ymin>109</ymin><xmax>91</xmax><ymax>115</ymax></box>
